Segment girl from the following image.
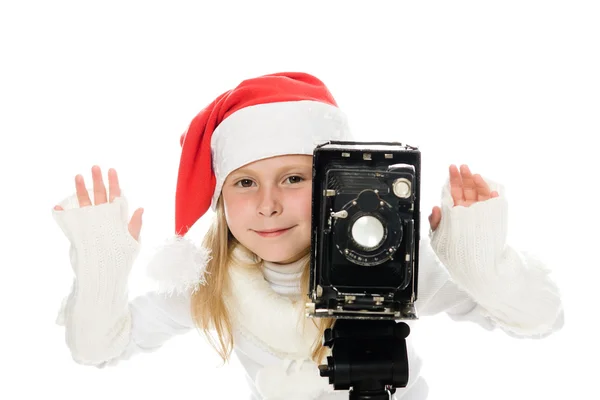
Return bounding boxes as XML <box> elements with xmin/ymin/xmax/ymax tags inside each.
<box><xmin>52</xmin><ymin>72</ymin><xmax>564</xmax><ymax>400</ymax></box>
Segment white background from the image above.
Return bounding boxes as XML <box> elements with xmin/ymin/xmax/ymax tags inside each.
<box><xmin>1</xmin><ymin>1</ymin><xmax>598</xmax><ymax>399</ymax></box>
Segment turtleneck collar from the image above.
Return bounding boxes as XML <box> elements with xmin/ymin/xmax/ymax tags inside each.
<box><xmin>260</xmin><ymin>256</ymin><xmax>305</xmax><ymax>298</ymax></box>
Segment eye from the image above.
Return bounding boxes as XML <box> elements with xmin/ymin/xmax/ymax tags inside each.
<box><xmin>286</xmin><ymin>175</ymin><xmax>305</xmax><ymax>184</ymax></box>
<box><xmin>235</xmin><ymin>179</ymin><xmax>255</xmax><ymax>188</ymax></box>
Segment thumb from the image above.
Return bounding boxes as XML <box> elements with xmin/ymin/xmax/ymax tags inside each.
<box><xmin>429</xmin><ymin>206</ymin><xmax>441</xmax><ymax>231</ymax></box>
<box><xmin>128</xmin><ymin>207</ymin><xmax>144</xmax><ymax>242</ymax></box>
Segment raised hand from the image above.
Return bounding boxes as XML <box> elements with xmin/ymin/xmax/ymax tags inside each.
<box><xmin>429</xmin><ymin>164</ymin><xmax>499</xmax><ymax>232</ymax></box>
<box><xmin>54</xmin><ymin>166</ymin><xmax>144</xmax><ymax>241</ymax></box>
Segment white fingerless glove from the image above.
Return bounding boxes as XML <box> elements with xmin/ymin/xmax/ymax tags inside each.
<box><xmin>52</xmin><ymin>191</ymin><xmax>140</xmax><ymax>365</ymax></box>
<box><xmin>429</xmin><ymin>177</ymin><xmax>562</xmax><ymax>336</ymax></box>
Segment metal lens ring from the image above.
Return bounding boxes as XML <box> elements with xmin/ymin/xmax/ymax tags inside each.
<box><xmin>332</xmin><ymin>200</ymin><xmax>404</xmax><ymax>266</ymax></box>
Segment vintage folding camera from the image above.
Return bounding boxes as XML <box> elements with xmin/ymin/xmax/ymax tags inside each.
<box><xmin>306</xmin><ymin>141</ymin><xmax>421</xmax><ymax>321</ymax></box>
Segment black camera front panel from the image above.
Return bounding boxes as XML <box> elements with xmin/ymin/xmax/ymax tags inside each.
<box><xmin>309</xmin><ymin>142</ymin><xmax>421</xmax><ymax>317</ymax></box>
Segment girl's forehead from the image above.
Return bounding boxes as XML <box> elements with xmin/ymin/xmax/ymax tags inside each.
<box><xmin>234</xmin><ymin>154</ymin><xmax>313</xmax><ymax>172</ymax></box>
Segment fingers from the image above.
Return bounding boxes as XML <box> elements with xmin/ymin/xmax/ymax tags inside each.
<box><xmin>450</xmin><ymin>164</ymin><xmax>495</xmax><ymax>206</ymax></box>
<box><xmin>70</xmin><ymin>166</ymin><xmax>121</xmax><ymax>208</ymax></box>
<box><xmin>449</xmin><ymin>165</ymin><xmax>464</xmax><ymax>206</ymax></box>
<box><xmin>472</xmin><ymin>173</ymin><xmax>493</xmax><ymax>201</ymax></box>
<box><xmin>128</xmin><ymin>207</ymin><xmax>144</xmax><ymax>241</ymax></box>
<box><xmin>92</xmin><ymin>165</ymin><xmax>108</xmax><ymax>205</ymax></box>
<box><xmin>108</xmin><ymin>168</ymin><xmax>121</xmax><ymax>202</ymax></box>
<box><xmin>459</xmin><ymin>165</ymin><xmax>479</xmax><ymax>202</ymax></box>
<box><xmin>56</xmin><ymin>168</ymin><xmax>141</xmax><ymax>236</ymax></box>
<box><xmin>75</xmin><ymin>174</ymin><xmax>92</xmax><ymax>207</ymax></box>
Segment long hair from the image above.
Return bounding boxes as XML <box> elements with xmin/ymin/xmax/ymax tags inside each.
<box><xmin>189</xmin><ymin>195</ymin><xmax>336</xmax><ymax>365</ymax></box>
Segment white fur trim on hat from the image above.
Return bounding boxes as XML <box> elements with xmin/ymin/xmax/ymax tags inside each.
<box><xmin>146</xmin><ymin>235</ymin><xmax>211</xmax><ymax>296</ymax></box>
<box><xmin>209</xmin><ymin>100</ymin><xmax>353</xmax><ymax>211</ymax></box>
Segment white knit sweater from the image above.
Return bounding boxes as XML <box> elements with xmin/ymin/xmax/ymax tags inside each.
<box><xmin>51</xmin><ymin>177</ymin><xmax>564</xmax><ymax>400</ymax></box>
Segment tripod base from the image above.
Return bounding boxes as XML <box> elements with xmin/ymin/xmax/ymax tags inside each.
<box><xmin>319</xmin><ymin>319</ymin><xmax>410</xmax><ymax>399</ymax></box>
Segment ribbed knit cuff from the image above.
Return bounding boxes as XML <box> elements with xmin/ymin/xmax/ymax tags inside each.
<box><xmin>428</xmin><ymin>177</ymin><xmax>562</xmax><ymax>336</ymax></box>
<box><xmin>430</xmin><ymin>196</ymin><xmax>510</xmax><ymax>278</ymax></box>
<box><xmin>429</xmin><ymin>192</ymin><xmax>514</xmax><ymax>309</ymax></box>
<box><xmin>52</xmin><ymin>192</ymin><xmax>140</xmax><ymax>363</ymax></box>
<box><xmin>52</xmin><ymin>194</ymin><xmax>140</xmax><ymax>301</ymax></box>
<box><xmin>429</xmin><ymin>176</ymin><xmax>509</xmax><ymax>281</ymax></box>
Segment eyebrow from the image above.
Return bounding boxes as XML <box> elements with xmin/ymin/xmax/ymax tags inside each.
<box><xmin>230</xmin><ymin>164</ymin><xmax>311</xmax><ymax>177</ymax></box>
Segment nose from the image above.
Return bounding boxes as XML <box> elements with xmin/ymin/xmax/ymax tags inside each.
<box><xmin>257</xmin><ymin>186</ymin><xmax>282</xmax><ymax>217</ymax></box>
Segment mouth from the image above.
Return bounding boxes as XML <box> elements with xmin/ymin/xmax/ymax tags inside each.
<box><xmin>253</xmin><ymin>226</ymin><xmax>295</xmax><ymax>237</ymax></box>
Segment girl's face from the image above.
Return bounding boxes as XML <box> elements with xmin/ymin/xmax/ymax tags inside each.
<box><xmin>222</xmin><ymin>154</ymin><xmax>313</xmax><ymax>264</ymax></box>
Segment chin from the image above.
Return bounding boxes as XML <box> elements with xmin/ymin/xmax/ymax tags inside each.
<box><xmin>249</xmin><ymin>242</ymin><xmax>309</xmax><ymax>264</ymax></box>
<box><xmin>230</xmin><ymin>228</ymin><xmax>310</xmax><ymax>264</ymax></box>
<box><xmin>255</xmin><ymin>249</ymin><xmax>298</xmax><ymax>263</ymax></box>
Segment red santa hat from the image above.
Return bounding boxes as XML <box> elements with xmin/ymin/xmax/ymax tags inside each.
<box><xmin>147</xmin><ymin>72</ymin><xmax>353</xmax><ymax>295</ymax></box>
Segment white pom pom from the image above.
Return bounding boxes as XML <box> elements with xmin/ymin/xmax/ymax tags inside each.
<box><xmin>146</xmin><ymin>235</ymin><xmax>211</xmax><ymax>296</ymax></box>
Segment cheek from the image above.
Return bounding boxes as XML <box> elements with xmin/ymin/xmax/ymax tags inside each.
<box><xmin>223</xmin><ymin>194</ymin><xmax>251</xmax><ymax>230</ymax></box>
<box><xmin>288</xmin><ymin>187</ymin><xmax>313</xmax><ymax>221</ymax></box>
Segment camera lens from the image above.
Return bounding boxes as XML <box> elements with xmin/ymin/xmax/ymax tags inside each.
<box><xmin>351</xmin><ymin>215</ymin><xmax>385</xmax><ymax>250</ymax></box>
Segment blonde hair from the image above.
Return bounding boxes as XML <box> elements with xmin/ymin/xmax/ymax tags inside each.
<box><xmin>190</xmin><ymin>195</ymin><xmax>335</xmax><ymax>365</ymax></box>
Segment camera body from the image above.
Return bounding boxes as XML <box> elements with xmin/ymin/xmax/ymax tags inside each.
<box><xmin>306</xmin><ymin>141</ymin><xmax>421</xmax><ymax>321</ymax></box>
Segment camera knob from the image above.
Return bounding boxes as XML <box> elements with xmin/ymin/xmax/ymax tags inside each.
<box><xmin>392</xmin><ymin>178</ymin><xmax>412</xmax><ymax>198</ymax></box>
<box><xmin>318</xmin><ymin>362</ymin><xmax>333</xmax><ymax>378</ymax></box>
<box><xmin>331</xmin><ymin>210</ymin><xmax>348</xmax><ymax>219</ymax></box>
